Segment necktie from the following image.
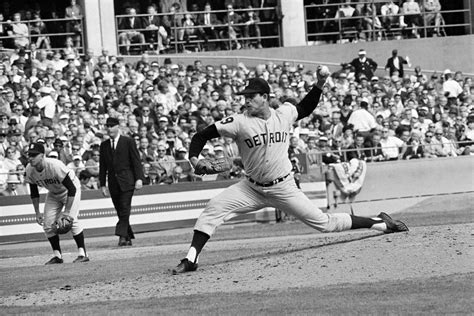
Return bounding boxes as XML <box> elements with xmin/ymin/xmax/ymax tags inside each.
<box><xmin>111</xmin><ymin>138</ymin><xmax>115</xmax><ymax>152</ymax></box>
<box><xmin>13</xmin><ymin>190</ymin><xmax>17</xmax><ymax>196</ymax></box>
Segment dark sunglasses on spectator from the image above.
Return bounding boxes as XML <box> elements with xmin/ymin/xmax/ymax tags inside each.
<box><xmin>425</xmin><ymin>134</ymin><xmax>433</xmax><ymax>137</ymax></box>
<box><xmin>435</xmin><ymin>133</ymin><xmax>443</xmax><ymax>135</ymax></box>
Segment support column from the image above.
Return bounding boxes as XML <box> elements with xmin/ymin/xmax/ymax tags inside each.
<box><xmin>280</xmin><ymin>0</ymin><xmax>306</xmax><ymax>47</ymax></box>
<box><xmin>82</xmin><ymin>0</ymin><xmax>117</xmax><ymax>55</ymax></box>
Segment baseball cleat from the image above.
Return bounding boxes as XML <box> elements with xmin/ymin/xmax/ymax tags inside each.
<box><xmin>172</xmin><ymin>258</ymin><xmax>198</xmax><ymax>275</ymax></box>
<box><xmin>378</xmin><ymin>212</ymin><xmax>409</xmax><ymax>234</ymax></box>
<box><xmin>45</xmin><ymin>256</ymin><xmax>64</xmax><ymax>265</ymax></box>
<box><xmin>73</xmin><ymin>255</ymin><xmax>90</xmax><ymax>263</ymax></box>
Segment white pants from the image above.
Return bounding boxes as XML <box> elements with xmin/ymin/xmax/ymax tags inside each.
<box><xmin>43</xmin><ymin>190</ymin><xmax>82</xmax><ymax>238</ymax></box>
<box><xmin>195</xmin><ymin>175</ymin><xmax>352</xmax><ymax>236</ymax></box>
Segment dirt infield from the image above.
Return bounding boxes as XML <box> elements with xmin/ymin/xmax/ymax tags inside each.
<box><xmin>1</xmin><ymin>193</ymin><xmax>473</xmax><ymax>315</ymax></box>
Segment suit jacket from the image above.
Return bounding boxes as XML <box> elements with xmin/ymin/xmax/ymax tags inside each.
<box><xmin>197</xmin><ymin>12</ymin><xmax>220</xmax><ymax>27</ymax></box>
<box><xmin>99</xmin><ymin>135</ymin><xmax>144</xmax><ymax>192</ymax></box>
<box><xmin>350</xmin><ymin>57</ymin><xmax>378</xmax><ymax>81</ymax></box>
<box><xmin>119</xmin><ymin>16</ymin><xmax>146</xmax><ymax>31</ymax></box>
<box><xmin>385</xmin><ymin>56</ymin><xmax>408</xmax><ymax>77</ymax></box>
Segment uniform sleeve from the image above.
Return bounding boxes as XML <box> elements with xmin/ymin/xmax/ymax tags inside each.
<box><xmin>215</xmin><ymin>114</ymin><xmax>241</xmax><ymax>139</ymax></box>
<box><xmin>54</xmin><ymin>160</ymin><xmax>75</xmax><ymax>183</ymax></box>
<box><xmin>278</xmin><ymin>103</ymin><xmax>298</xmax><ymax>125</ymax></box>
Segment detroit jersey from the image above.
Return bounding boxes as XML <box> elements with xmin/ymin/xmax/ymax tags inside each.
<box><xmin>216</xmin><ymin>102</ymin><xmax>298</xmax><ymax>182</ymax></box>
<box><xmin>25</xmin><ymin>157</ymin><xmax>80</xmax><ymax>194</ymax></box>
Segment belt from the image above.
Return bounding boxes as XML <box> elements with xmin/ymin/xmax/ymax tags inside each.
<box><xmin>247</xmin><ymin>173</ymin><xmax>290</xmax><ymax>187</ymax></box>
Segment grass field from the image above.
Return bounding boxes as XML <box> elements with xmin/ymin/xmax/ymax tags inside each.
<box><xmin>1</xmin><ymin>193</ymin><xmax>473</xmax><ymax>315</ymax></box>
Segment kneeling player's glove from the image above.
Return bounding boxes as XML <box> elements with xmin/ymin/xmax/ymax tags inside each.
<box><xmin>52</xmin><ymin>214</ymin><xmax>74</xmax><ymax>234</ymax></box>
<box><xmin>194</xmin><ymin>158</ymin><xmax>232</xmax><ymax>175</ymax></box>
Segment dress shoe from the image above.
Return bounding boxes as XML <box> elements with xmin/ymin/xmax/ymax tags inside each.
<box><xmin>125</xmin><ymin>237</ymin><xmax>132</xmax><ymax>246</ymax></box>
<box><xmin>118</xmin><ymin>236</ymin><xmax>128</xmax><ymax>246</ymax></box>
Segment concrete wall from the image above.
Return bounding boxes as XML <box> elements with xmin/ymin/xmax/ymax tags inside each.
<box><xmin>326</xmin><ymin>156</ymin><xmax>474</xmax><ymax>216</ymax></box>
<box><xmin>155</xmin><ymin>35</ymin><xmax>474</xmax><ymax>75</ymax></box>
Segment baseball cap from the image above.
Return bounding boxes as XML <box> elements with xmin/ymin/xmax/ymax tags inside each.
<box><xmin>105</xmin><ymin>117</ymin><xmax>119</xmax><ymax>127</ymax></box>
<box><xmin>237</xmin><ymin>78</ymin><xmax>270</xmax><ymax>95</ymax></box>
<box><xmin>28</xmin><ymin>143</ymin><xmax>45</xmax><ymax>155</ymax></box>
<box><xmin>358</xmin><ymin>49</ymin><xmax>366</xmax><ymax>55</ymax></box>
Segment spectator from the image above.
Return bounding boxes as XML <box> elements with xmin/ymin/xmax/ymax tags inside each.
<box><xmin>67</xmin><ymin>154</ymin><xmax>85</xmax><ymax>176</ymax></box>
<box><xmin>79</xmin><ymin>169</ymin><xmax>95</xmax><ymax>190</ymax></box>
<box><xmin>0</xmin><ymin>171</ymin><xmax>21</xmax><ymax>196</ymax></box>
<box><xmin>442</xmin><ymin>69</ymin><xmax>463</xmax><ymax>106</ymax></box>
<box><xmin>431</xmin><ymin>127</ymin><xmax>456</xmax><ymax>157</ymax></box>
<box><xmin>9</xmin><ymin>13</ymin><xmax>29</xmax><ymax>49</ymax></box>
<box><xmin>242</xmin><ymin>5</ymin><xmax>263</xmax><ymax>49</ymax></box>
<box><xmin>423</xmin><ymin>0</ymin><xmax>442</xmax><ymax>37</ymax></box>
<box><xmin>403</xmin><ymin>137</ymin><xmax>424</xmax><ymax>159</ymax></box>
<box><xmin>118</xmin><ymin>8</ymin><xmax>146</xmax><ymax>55</ymax></box>
<box><xmin>349</xmin><ymin>49</ymin><xmax>378</xmax><ymax>82</ymax></box>
<box><xmin>221</xmin><ymin>4</ymin><xmax>243</xmax><ymax>50</ymax></box>
<box><xmin>380</xmin><ymin>127</ymin><xmax>406</xmax><ymax>160</ymax></box>
<box><xmin>400</xmin><ymin>0</ymin><xmax>422</xmax><ymax>38</ymax></box>
<box><xmin>347</xmin><ymin>98</ymin><xmax>377</xmax><ymax>137</ymax></box>
<box><xmin>385</xmin><ymin>49</ymin><xmax>411</xmax><ymax>78</ymax></box>
<box><xmin>380</xmin><ymin>1</ymin><xmax>400</xmax><ymax>35</ymax></box>
<box><xmin>197</xmin><ymin>3</ymin><xmax>222</xmax><ymax>51</ymax></box>
<box><xmin>144</xmin><ymin>5</ymin><xmax>169</xmax><ymax>53</ymax></box>
<box><xmin>30</xmin><ymin>12</ymin><xmax>51</xmax><ymax>50</ymax></box>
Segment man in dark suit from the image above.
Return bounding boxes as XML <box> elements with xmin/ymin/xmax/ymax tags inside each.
<box><xmin>99</xmin><ymin>117</ymin><xmax>144</xmax><ymax>246</ymax></box>
<box><xmin>349</xmin><ymin>49</ymin><xmax>378</xmax><ymax>82</ymax></box>
<box><xmin>144</xmin><ymin>5</ymin><xmax>168</xmax><ymax>52</ymax></box>
<box><xmin>118</xmin><ymin>7</ymin><xmax>146</xmax><ymax>54</ymax></box>
<box><xmin>385</xmin><ymin>49</ymin><xmax>411</xmax><ymax>78</ymax></box>
<box><xmin>197</xmin><ymin>3</ymin><xmax>221</xmax><ymax>51</ymax></box>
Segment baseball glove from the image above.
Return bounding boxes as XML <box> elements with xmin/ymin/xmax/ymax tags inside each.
<box><xmin>52</xmin><ymin>214</ymin><xmax>74</xmax><ymax>234</ymax></box>
<box><xmin>194</xmin><ymin>158</ymin><xmax>232</xmax><ymax>175</ymax></box>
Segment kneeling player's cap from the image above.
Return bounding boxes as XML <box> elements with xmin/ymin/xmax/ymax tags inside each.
<box><xmin>237</xmin><ymin>78</ymin><xmax>270</xmax><ymax>95</ymax></box>
<box><xmin>105</xmin><ymin>117</ymin><xmax>119</xmax><ymax>127</ymax></box>
<box><xmin>28</xmin><ymin>143</ymin><xmax>45</xmax><ymax>155</ymax></box>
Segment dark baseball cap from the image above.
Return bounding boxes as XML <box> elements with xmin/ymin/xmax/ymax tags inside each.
<box><xmin>105</xmin><ymin>117</ymin><xmax>119</xmax><ymax>127</ymax></box>
<box><xmin>237</xmin><ymin>78</ymin><xmax>270</xmax><ymax>95</ymax></box>
<box><xmin>28</xmin><ymin>142</ymin><xmax>45</xmax><ymax>155</ymax></box>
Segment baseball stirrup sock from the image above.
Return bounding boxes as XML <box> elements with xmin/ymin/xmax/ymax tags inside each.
<box><xmin>350</xmin><ymin>215</ymin><xmax>384</xmax><ymax>230</ymax></box>
<box><xmin>186</xmin><ymin>230</ymin><xmax>210</xmax><ymax>263</ymax></box>
<box><xmin>73</xmin><ymin>232</ymin><xmax>86</xmax><ymax>255</ymax></box>
<box><xmin>48</xmin><ymin>235</ymin><xmax>61</xmax><ymax>256</ymax></box>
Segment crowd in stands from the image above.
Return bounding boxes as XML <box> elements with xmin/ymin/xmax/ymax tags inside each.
<box><xmin>0</xmin><ymin>41</ymin><xmax>473</xmax><ymax>195</ymax></box>
<box><xmin>0</xmin><ymin>0</ymin><xmax>84</xmax><ymax>52</ymax></box>
<box><xmin>306</xmin><ymin>0</ymin><xmax>447</xmax><ymax>43</ymax></box>
<box><xmin>116</xmin><ymin>1</ymin><xmax>282</xmax><ymax>54</ymax></box>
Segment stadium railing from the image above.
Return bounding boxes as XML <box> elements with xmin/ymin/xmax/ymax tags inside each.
<box><xmin>304</xmin><ymin>0</ymin><xmax>472</xmax><ymax>44</ymax></box>
<box><xmin>115</xmin><ymin>7</ymin><xmax>282</xmax><ymax>55</ymax></box>
<box><xmin>0</xmin><ymin>17</ymin><xmax>85</xmax><ymax>54</ymax></box>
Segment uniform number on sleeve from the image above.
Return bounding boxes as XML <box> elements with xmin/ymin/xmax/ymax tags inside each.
<box><xmin>220</xmin><ymin>117</ymin><xmax>234</xmax><ymax>125</ymax></box>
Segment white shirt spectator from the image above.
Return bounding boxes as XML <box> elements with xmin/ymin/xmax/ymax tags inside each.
<box><xmin>443</xmin><ymin>79</ymin><xmax>463</xmax><ymax>98</ymax></box>
<box><xmin>380</xmin><ymin>134</ymin><xmax>404</xmax><ymax>159</ymax></box>
<box><xmin>348</xmin><ymin>108</ymin><xmax>378</xmax><ymax>132</ymax></box>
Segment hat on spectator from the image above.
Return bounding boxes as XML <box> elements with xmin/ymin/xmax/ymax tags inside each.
<box><xmin>237</xmin><ymin>78</ymin><xmax>270</xmax><ymax>95</ymax></box>
<box><xmin>339</xmin><ymin>72</ymin><xmax>347</xmax><ymax>78</ymax></box>
<box><xmin>170</xmin><ymin>64</ymin><xmax>179</xmax><ymax>70</ymax></box>
<box><xmin>151</xmin><ymin>61</ymin><xmax>159</xmax><ymax>67</ymax></box>
<box><xmin>28</xmin><ymin>143</ymin><xmax>45</xmax><ymax>155</ymax></box>
<box><xmin>66</xmin><ymin>54</ymin><xmax>76</xmax><ymax>60</ymax></box>
<box><xmin>72</xmin><ymin>154</ymin><xmax>82</xmax><ymax>161</ymax></box>
<box><xmin>59</xmin><ymin>113</ymin><xmax>69</xmax><ymax>120</ymax></box>
<box><xmin>106</xmin><ymin>117</ymin><xmax>119</xmax><ymax>127</ymax></box>
<box><xmin>319</xmin><ymin>136</ymin><xmax>328</xmax><ymax>142</ymax></box>
<box><xmin>59</xmin><ymin>135</ymin><xmax>68</xmax><ymax>141</ymax></box>
<box><xmin>358</xmin><ymin>49</ymin><xmax>366</xmax><ymax>55</ymax></box>
<box><xmin>371</xmin><ymin>76</ymin><xmax>379</xmax><ymax>81</ymax></box>
<box><xmin>443</xmin><ymin>69</ymin><xmax>452</xmax><ymax>75</ymax></box>
<box><xmin>11</xmin><ymin>128</ymin><xmax>22</xmax><ymax>136</ymax></box>
<box><xmin>418</xmin><ymin>106</ymin><xmax>429</xmax><ymax>112</ymax></box>
<box><xmin>0</xmin><ymin>127</ymin><xmax>8</xmax><ymax>136</ymax></box>
<box><xmin>6</xmin><ymin>173</ymin><xmax>20</xmax><ymax>184</ymax></box>
<box><xmin>53</xmin><ymin>138</ymin><xmax>64</xmax><ymax>146</ymax></box>
<box><xmin>93</xmin><ymin>94</ymin><xmax>102</xmax><ymax>100</ymax></box>
<box><xmin>159</xmin><ymin>116</ymin><xmax>168</xmax><ymax>122</ymax></box>
<box><xmin>47</xmin><ymin>151</ymin><xmax>59</xmax><ymax>158</ymax></box>
<box><xmin>177</xmin><ymin>147</ymin><xmax>187</xmax><ymax>153</ymax></box>
<box><xmin>85</xmin><ymin>81</ymin><xmax>94</xmax><ymax>88</ymax></box>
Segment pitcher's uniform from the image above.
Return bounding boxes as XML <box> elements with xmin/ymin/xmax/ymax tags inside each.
<box><xmin>194</xmin><ymin>103</ymin><xmax>352</xmax><ymax>237</ymax></box>
<box><xmin>25</xmin><ymin>157</ymin><xmax>82</xmax><ymax>237</ymax></box>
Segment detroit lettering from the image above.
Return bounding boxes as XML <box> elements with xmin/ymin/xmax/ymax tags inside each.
<box><xmin>244</xmin><ymin>132</ymin><xmax>288</xmax><ymax>148</ymax></box>
<box><xmin>36</xmin><ymin>178</ymin><xmax>61</xmax><ymax>186</ymax></box>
